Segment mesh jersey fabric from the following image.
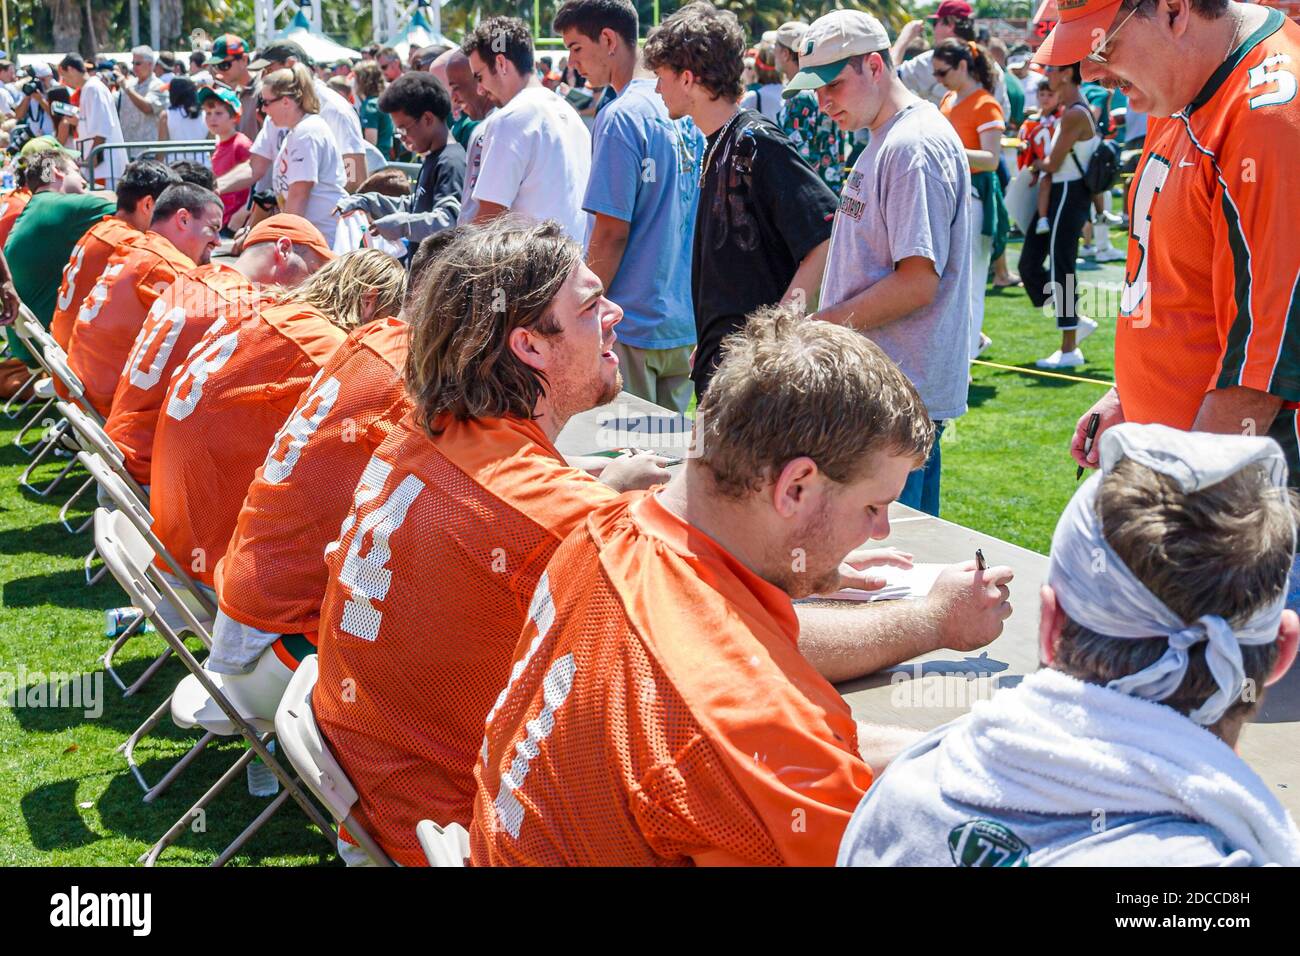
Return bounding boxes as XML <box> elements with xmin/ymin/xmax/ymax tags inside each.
<box><xmin>104</xmin><ymin>263</ymin><xmax>259</xmax><ymax>484</ymax></box>
<box><xmin>1115</xmin><ymin>10</ymin><xmax>1300</xmax><ymax>483</ymax></box>
<box><xmin>0</xmin><ymin>188</ymin><xmax>31</xmax><ymax>251</ymax></box>
<box><xmin>149</xmin><ymin>299</ymin><xmax>345</xmax><ymax>587</ymax></box>
<box><xmin>66</xmin><ymin>230</ymin><xmax>195</xmax><ymax>417</ymax></box>
<box><xmin>313</xmin><ymin>410</ymin><xmax>617</xmax><ymax>867</ymax></box>
<box><xmin>470</xmin><ymin>490</ymin><xmax>872</xmax><ymax>867</ymax></box>
<box><xmin>51</xmin><ymin>215</ymin><xmax>140</xmax><ymax>351</ymax></box>
<box><xmin>214</xmin><ymin>316</ymin><xmax>411</xmax><ymax>635</ymax></box>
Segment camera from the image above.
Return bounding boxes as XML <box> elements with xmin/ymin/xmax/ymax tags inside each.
<box><xmin>22</xmin><ymin>80</ymin><xmax>39</xmax><ymax>96</ymax></box>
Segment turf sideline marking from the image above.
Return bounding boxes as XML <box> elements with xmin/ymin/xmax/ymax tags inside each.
<box><xmin>971</xmin><ymin>359</ymin><xmax>1116</xmax><ymax>388</ymax></box>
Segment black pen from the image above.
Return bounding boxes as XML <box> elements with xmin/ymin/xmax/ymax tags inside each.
<box><xmin>976</xmin><ymin>548</ymin><xmax>986</xmax><ymax>571</ymax></box>
<box><xmin>1077</xmin><ymin>412</ymin><xmax>1101</xmax><ymax>481</ymax></box>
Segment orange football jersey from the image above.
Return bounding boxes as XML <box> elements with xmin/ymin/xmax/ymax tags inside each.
<box><xmin>0</xmin><ymin>187</ymin><xmax>31</xmax><ymax>250</ymax></box>
<box><xmin>149</xmin><ymin>300</ymin><xmax>345</xmax><ymax>587</ymax></box>
<box><xmin>1116</xmin><ymin>8</ymin><xmax>1300</xmax><ymax>479</ymax></box>
<box><xmin>214</xmin><ymin>317</ymin><xmax>411</xmax><ymax>635</ymax></box>
<box><xmin>313</xmin><ymin>410</ymin><xmax>617</xmax><ymax>867</ymax></box>
<box><xmin>104</xmin><ymin>263</ymin><xmax>259</xmax><ymax>484</ymax></box>
<box><xmin>470</xmin><ymin>491</ymin><xmax>871</xmax><ymax>867</ymax></box>
<box><xmin>66</xmin><ymin>230</ymin><xmax>195</xmax><ymax>417</ymax></box>
<box><xmin>51</xmin><ymin>215</ymin><xmax>141</xmax><ymax>350</ymax></box>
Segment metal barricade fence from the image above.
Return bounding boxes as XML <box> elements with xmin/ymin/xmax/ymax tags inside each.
<box><xmin>81</xmin><ymin>140</ymin><xmax>216</xmax><ymax>188</ymax></box>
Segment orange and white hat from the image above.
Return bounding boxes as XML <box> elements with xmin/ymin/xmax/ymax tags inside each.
<box><xmin>1034</xmin><ymin>0</ymin><xmax>1125</xmax><ymax>65</ymax></box>
<box><xmin>244</xmin><ymin>214</ymin><xmax>335</xmax><ymax>260</ymax></box>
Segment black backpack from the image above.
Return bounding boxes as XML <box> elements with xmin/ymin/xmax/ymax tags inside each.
<box><xmin>1072</xmin><ymin>137</ymin><xmax>1122</xmax><ymax>194</ymax></box>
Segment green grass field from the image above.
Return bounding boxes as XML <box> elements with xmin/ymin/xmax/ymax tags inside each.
<box><xmin>0</xmin><ymin>234</ymin><xmax>1125</xmax><ymax>865</ymax></box>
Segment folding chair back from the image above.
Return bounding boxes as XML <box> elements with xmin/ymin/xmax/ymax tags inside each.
<box><xmin>275</xmin><ymin>655</ymin><xmax>394</xmax><ymax>866</ymax></box>
<box><xmin>416</xmin><ymin>820</ymin><xmax>469</xmax><ymax>868</ymax></box>
<box><xmin>82</xmin><ymin>450</ymin><xmax>216</xmax><ymax>622</ymax></box>
<box><xmin>59</xmin><ymin>401</ymin><xmax>145</xmax><ymax>500</ymax></box>
<box><xmin>27</xmin><ymin>321</ymin><xmax>102</xmax><ymax>425</ymax></box>
<box><xmin>12</xmin><ymin>308</ymin><xmax>49</xmax><ymax>373</ymax></box>
<box><xmin>93</xmin><ymin>506</ymin><xmax>165</xmax><ymax>620</ymax></box>
<box><xmin>77</xmin><ymin>451</ymin><xmax>152</xmax><ymax>533</ymax></box>
<box><xmin>94</xmin><ymin>507</ymin><xmax>337</xmax><ymax>866</ymax></box>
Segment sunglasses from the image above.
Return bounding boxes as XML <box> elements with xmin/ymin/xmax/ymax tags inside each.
<box><xmin>215</xmin><ymin>59</ymin><xmax>234</xmax><ymax>71</ymax></box>
<box><xmin>933</xmin><ymin>67</ymin><xmax>951</xmax><ymax>79</ymax></box>
<box><xmin>1087</xmin><ymin>1</ymin><xmax>1145</xmax><ymax>64</ymax></box>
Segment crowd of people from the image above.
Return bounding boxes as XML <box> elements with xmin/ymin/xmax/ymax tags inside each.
<box><xmin>0</xmin><ymin>0</ymin><xmax>1298</xmax><ymax>867</ymax></box>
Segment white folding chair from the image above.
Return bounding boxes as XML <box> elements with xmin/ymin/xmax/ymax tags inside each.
<box><xmin>275</xmin><ymin>654</ymin><xmax>394</xmax><ymax>867</ymax></box>
<box><xmin>78</xmin><ymin>450</ymin><xmax>214</xmax><ymax>700</ymax></box>
<box><xmin>15</xmin><ymin>313</ymin><xmax>96</xmax><ymax>498</ymax></box>
<box><xmin>93</xmin><ymin>507</ymin><xmax>335</xmax><ymax>866</ymax></box>
<box><xmin>59</xmin><ymin>400</ymin><xmax>149</xmax><ymax>573</ymax></box>
<box><xmin>7</xmin><ymin>309</ymin><xmax>53</xmax><ymax>435</ymax></box>
<box><xmin>416</xmin><ymin>820</ymin><xmax>470</xmax><ymax>868</ymax></box>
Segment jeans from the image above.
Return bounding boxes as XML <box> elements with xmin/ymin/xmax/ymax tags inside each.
<box><xmin>898</xmin><ymin>421</ymin><xmax>945</xmax><ymax>516</ymax></box>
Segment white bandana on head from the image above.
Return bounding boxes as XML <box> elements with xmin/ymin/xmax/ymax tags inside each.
<box><xmin>1047</xmin><ymin>423</ymin><xmax>1294</xmax><ymax>726</ymax></box>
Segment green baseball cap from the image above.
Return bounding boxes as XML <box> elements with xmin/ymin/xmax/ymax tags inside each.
<box><xmin>197</xmin><ymin>85</ymin><xmax>242</xmax><ymax>118</ymax></box>
<box><xmin>783</xmin><ymin>10</ymin><xmax>892</xmax><ymax>99</ymax></box>
<box><xmin>19</xmin><ymin>134</ymin><xmax>77</xmax><ymax>159</ymax></box>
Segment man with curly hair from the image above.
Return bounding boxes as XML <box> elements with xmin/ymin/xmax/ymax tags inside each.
<box><xmin>643</xmin><ymin>1</ymin><xmax>838</xmax><ymax>398</ymax></box>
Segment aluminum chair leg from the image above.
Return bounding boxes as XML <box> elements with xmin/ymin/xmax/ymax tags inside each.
<box><xmin>118</xmin><ymin>691</ymin><xmax>218</xmax><ymax>801</ymax></box>
<box><xmin>102</xmin><ymin>611</ymin><xmax>149</xmax><ymax>693</ymax></box>
<box><xmin>139</xmin><ymin>732</ymin><xmax>336</xmax><ymax>867</ymax></box>
<box><xmin>83</xmin><ymin>545</ymin><xmax>106</xmax><ymax>586</ymax></box>
<box><xmin>212</xmin><ymin>789</ymin><xmax>294</xmax><ymax>868</ymax></box>
<box><xmin>59</xmin><ymin>475</ymin><xmax>96</xmax><ymax>534</ymax></box>
<box><xmin>18</xmin><ymin>428</ymin><xmax>79</xmax><ymax>497</ymax></box>
<box><xmin>3</xmin><ymin>376</ymin><xmax>41</xmax><ymax>419</ymax></box>
<box><xmin>12</xmin><ymin>397</ymin><xmax>55</xmax><ymax>453</ymax></box>
<box><xmin>138</xmin><ymin>742</ymin><xmax>259</xmax><ymax>867</ymax></box>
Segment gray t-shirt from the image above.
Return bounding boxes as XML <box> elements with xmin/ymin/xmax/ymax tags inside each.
<box><xmin>837</xmin><ymin>725</ymin><xmax>1255</xmax><ymax>867</ymax></box>
<box><xmin>820</xmin><ymin>100</ymin><xmax>971</xmax><ymax>421</ymax></box>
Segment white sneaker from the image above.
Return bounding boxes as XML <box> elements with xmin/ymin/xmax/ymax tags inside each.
<box><xmin>1079</xmin><ymin>244</ymin><xmax>1098</xmax><ymax>258</ymax></box>
<box><xmin>1035</xmin><ymin>216</ymin><xmax>1050</xmax><ymax>235</ymax></box>
<box><xmin>1075</xmin><ymin>316</ymin><xmax>1098</xmax><ymax>345</ymax></box>
<box><xmin>1100</xmin><ymin>210</ymin><xmax>1124</xmax><ymax>225</ymax></box>
<box><xmin>1035</xmin><ymin>349</ymin><xmax>1085</xmax><ymax>369</ymax></box>
<box><xmin>976</xmin><ymin>332</ymin><xmax>992</xmax><ymax>357</ymax></box>
<box><xmin>1094</xmin><ymin>247</ymin><xmax>1126</xmax><ymax>263</ymax></box>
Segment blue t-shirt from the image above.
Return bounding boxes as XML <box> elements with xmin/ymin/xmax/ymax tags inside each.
<box><xmin>583</xmin><ymin>78</ymin><xmax>704</xmax><ymax>350</ymax></box>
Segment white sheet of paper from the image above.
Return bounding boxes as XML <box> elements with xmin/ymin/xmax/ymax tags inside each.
<box><xmin>816</xmin><ymin>563</ymin><xmax>948</xmax><ymax>603</ymax></box>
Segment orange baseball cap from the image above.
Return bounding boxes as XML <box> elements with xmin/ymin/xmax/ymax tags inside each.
<box><xmin>1034</xmin><ymin>0</ymin><xmax>1125</xmax><ymax>65</ymax></box>
<box><xmin>243</xmin><ymin>213</ymin><xmax>335</xmax><ymax>260</ymax></box>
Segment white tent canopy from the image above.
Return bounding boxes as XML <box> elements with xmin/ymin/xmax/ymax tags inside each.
<box><xmin>273</xmin><ymin>10</ymin><xmax>361</xmax><ymax>62</ymax></box>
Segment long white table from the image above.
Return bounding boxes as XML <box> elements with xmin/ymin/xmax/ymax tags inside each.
<box><xmin>560</xmin><ymin>395</ymin><xmax>1300</xmax><ymax>817</ymax></box>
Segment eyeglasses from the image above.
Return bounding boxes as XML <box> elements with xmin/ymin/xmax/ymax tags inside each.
<box><xmin>1087</xmin><ymin>1</ymin><xmax>1144</xmax><ymax>64</ymax></box>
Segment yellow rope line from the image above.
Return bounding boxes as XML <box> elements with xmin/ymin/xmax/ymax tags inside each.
<box><xmin>972</xmin><ymin>359</ymin><xmax>1116</xmax><ymax>388</ymax></box>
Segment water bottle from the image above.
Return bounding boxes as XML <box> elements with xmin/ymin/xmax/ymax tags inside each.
<box><xmin>2</xmin><ymin>163</ymin><xmax>13</xmax><ymax>193</ymax></box>
<box><xmin>104</xmin><ymin>606</ymin><xmax>153</xmax><ymax>638</ymax></box>
<box><xmin>247</xmin><ymin>740</ymin><xmax>280</xmax><ymax>797</ymax></box>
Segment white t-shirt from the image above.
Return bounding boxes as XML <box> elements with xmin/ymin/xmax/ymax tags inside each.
<box><xmin>740</xmin><ymin>83</ymin><xmax>784</xmax><ymax>123</ymax></box>
<box><xmin>165</xmin><ymin>107</ymin><xmax>210</xmax><ymax>143</ymax></box>
<box><xmin>252</xmin><ymin>79</ymin><xmax>366</xmax><ymax>180</ymax></box>
<box><xmin>78</xmin><ymin>75</ymin><xmax>125</xmax><ymax>186</ymax></box>
<box><xmin>272</xmin><ymin>113</ymin><xmax>347</xmax><ymax>243</ymax></box>
<box><xmin>471</xmin><ymin>86</ymin><xmax>591</xmax><ymax>241</ymax></box>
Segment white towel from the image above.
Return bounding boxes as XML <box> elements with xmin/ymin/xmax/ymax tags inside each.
<box><xmin>935</xmin><ymin>668</ymin><xmax>1300</xmax><ymax>866</ymax></box>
